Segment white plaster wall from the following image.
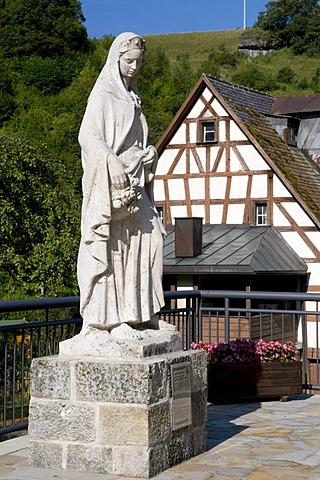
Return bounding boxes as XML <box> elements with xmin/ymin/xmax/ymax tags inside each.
<box><xmin>281</xmin><ymin>232</ymin><xmax>316</xmax><ymax>258</ymax></box>
<box><xmin>273</xmin><ymin>204</ymin><xmax>291</xmax><ymax>227</ymax></box>
<box><xmin>216</xmin><ymin>150</ymin><xmax>226</xmax><ymax>173</ymax></box>
<box><xmin>238</xmin><ymin>145</ymin><xmax>270</xmax><ymax>170</ymax></box>
<box><xmin>211</xmin><ymin>98</ymin><xmax>228</xmax><ymax>116</ymax></box>
<box><xmin>189</xmin><ymin>122</ymin><xmax>197</xmax><ymax>144</ymax></box>
<box><xmin>251</xmin><ymin>175</ymin><xmax>268</xmax><ymax>198</ymax></box>
<box><xmin>188</xmin><ymin>100</ymin><xmax>205</xmax><ymax>119</ymax></box>
<box><xmin>168</xmin><ymin>179</ymin><xmax>185</xmax><ymax>201</ymax></box>
<box><xmin>307</xmin><ymin>263</ymin><xmax>320</xmax><ymax>287</ymax></box>
<box><xmin>298</xmin><ymin>320</ymin><xmax>320</xmax><ymax>348</ymax></box>
<box><xmin>171</xmin><ymin>150</ymin><xmax>186</xmax><ymax>175</ymax></box>
<box><xmin>191</xmin><ymin>204</ymin><xmax>205</xmax><ymax>219</ymax></box>
<box><xmin>210</xmin><ymin>204</ymin><xmax>224</xmax><ymax>224</ymax></box>
<box><xmin>230</xmin><ymin>121</ymin><xmax>247</xmax><ymax>141</ymax></box>
<box><xmin>209</xmin><ymin>146</ymin><xmax>222</xmax><ymax>171</ymax></box>
<box><xmin>203</xmin><ymin>110</ymin><xmax>212</xmax><ymax>118</ymax></box>
<box><xmin>170</xmin><ymin>123</ymin><xmax>186</xmax><ymax>145</ymax></box>
<box><xmin>227</xmin><ymin>204</ymin><xmax>245</xmax><ymax>224</ymax></box>
<box><xmin>230</xmin><ymin>149</ymin><xmax>243</xmax><ymax>172</ymax></box>
<box><xmin>219</xmin><ymin>120</ymin><xmax>226</xmax><ymax>142</ymax></box>
<box><xmin>157</xmin><ymin>149</ymin><xmax>177</xmax><ymax>175</ymax></box>
<box><xmin>229</xmin><ymin>175</ymin><xmax>248</xmax><ymax>199</ymax></box>
<box><xmin>306</xmin><ymin>232</ymin><xmax>320</xmax><ymax>251</ymax></box>
<box><xmin>171</xmin><ymin>205</ymin><xmax>187</xmax><ymax>222</ymax></box>
<box><xmin>190</xmin><ymin>152</ymin><xmax>204</xmax><ymax>174</ymax></box>
<box><xmin>154</xmin><ymin>180</ymin><xmax>165</xmax><ymax>202</ymax></box>
<box><xmin>189</xmin><ymin>178</ymin><xmax>205</xmax><ymax>199</ymax></box>
<box><xmin>202</xmin><ymin>87</ymin><xmax>213</xmax><ymax>102</ymax></box>
<box><xmin>273</xmin><ymin>176</ymin><xmax>292</xmax><ymax>198</ymax></box>
<box><xmin>210</xmin><ymin>176</ymin><xmax>227</xmax><ymax>199</ymax></box>
<box><xmin>195</xmin><ymin>147</ymin><xmax>207</xmax><ymax>170</ymax></box>
<box><xmin>281</xmin><ymin>202</ymin><xmax>314</xmax><ymax>227</ymax></box>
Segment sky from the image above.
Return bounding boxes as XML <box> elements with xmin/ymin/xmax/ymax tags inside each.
<box><xmin>80</xmin><ymin>0</ymin><xmax>269</xmax><ymax>39</ymax></box>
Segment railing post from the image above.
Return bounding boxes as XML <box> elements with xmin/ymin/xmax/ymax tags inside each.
<box><xmin>298</xmin><ymin>300</ymin><xmax>308</xmax><ymax>386</ymax></box>
<box><xmin>225</xmin><ymin>297</ymin><xmax>230</xmax><ymax>343</ymax></box>
<box><xmin>197</xmin><ymin>294</ymin><xmax>202</xmax><ymax>343</ymax></box>
<box><xmin>190</xmin><ymin>295</ymin><xmax>196</xmax><ymax>345</ymax></box>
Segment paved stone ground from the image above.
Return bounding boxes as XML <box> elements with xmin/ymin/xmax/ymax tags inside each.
<box><xmin>1</xmin><ymin>394</ymin><xmax>320</xmax><ymax>479</ymax></box>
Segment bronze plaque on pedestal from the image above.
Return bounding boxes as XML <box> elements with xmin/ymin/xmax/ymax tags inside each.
<box><xmin>171</xmin><ymin>362</ymin><xmax>192</xmax><ymax>430</ymax></box>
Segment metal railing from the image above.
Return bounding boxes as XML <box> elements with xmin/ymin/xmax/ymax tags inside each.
<box><xmin>1</xmin><ymin>289</ymin><xmax>320</xmax><ymax>436</ymax></box>
<box><xmin>0</xmin><ymin>296</ymin><xmax>82</xmax><ymax>436</ymax></box>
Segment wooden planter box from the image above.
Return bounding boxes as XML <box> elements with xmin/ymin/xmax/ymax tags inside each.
<box><xmin>208</xmin><ymin>361</ymin><xmax>302</xmax><ymax>403</ymax></box>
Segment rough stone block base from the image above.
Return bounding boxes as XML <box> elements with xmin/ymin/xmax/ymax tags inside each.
<box><xmin>28</xmin><ymin>349</ymin><xmax>207</xmax><ymax>477</ymax></box>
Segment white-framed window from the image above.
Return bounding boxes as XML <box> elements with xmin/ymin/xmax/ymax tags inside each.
<box><xmin>203</xmin><ymin>122</ymin><xmax>215</xmax><ymax>142</ymax></box>
<box><xmin>256</xmin><ymin>203</ymin><xmax>268</xmax><ymax>225</ymax></box>
<box><xmin>197</xmin><ymin>118</ymin><xmax>218</xmax><ymax>143</ymax></box>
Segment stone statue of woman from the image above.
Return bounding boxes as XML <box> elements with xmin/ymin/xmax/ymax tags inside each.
<box><xmin>74</xmin><ymin>32</ymin><xmax>170</xmax><ymax>342</ymax></box>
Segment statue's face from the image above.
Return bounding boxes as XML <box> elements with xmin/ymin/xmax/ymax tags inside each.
<box><xmin>119</xmin><ymin>49</ymin><xmax>144</xmax><ymax>82</ymax></box>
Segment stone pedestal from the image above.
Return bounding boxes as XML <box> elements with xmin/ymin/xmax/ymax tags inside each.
<box><xmin>28</xmin><ymin>335</ymin><xmax>207</xmax><ymax>478</ymax></box>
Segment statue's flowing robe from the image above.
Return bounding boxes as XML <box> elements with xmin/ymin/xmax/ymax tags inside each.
<box><xmin>77</xmin><ymin>33</ymin><xmax>165</xmax><ymax>328</ymax></box>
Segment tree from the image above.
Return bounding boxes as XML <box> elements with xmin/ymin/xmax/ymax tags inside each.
<box><xmin>0</xmin><ymin>0</ymin><xmax>89</xmax><ymax>58</ymax></box>
<box><xmin>255</xmin><ymin>0</ymin><xmax>320</xmax><ymax>55</ymax></box>
<box><xmin>0</xmin><ymin>135</ymin><xmax>80</xmax><ymax>298</ymax></box>
<box><xmin>0</xmin><ymin>62</ymin><xmax>15</xmax><ymax>125</ymax></box>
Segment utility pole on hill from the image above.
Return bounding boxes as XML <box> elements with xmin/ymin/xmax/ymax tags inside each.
<box><xmin>243</xmin><ymin>0</ymin><xmax>247</xmax><ymax>29</ymax></box>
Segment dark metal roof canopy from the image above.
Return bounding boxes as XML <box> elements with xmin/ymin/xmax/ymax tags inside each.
<box><xmin>163</xmin><ymin>225</ymin><xmax>307</xmax><ymax>275</ymax></box>
<box><xmin>272</xmin><ymin>94</ymin><xmax>320</xmax><ymax>115</ymax></box>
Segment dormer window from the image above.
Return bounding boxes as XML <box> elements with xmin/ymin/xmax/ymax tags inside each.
<box><xmin>197</xmin><ymin>118</ymin><xmax>218</xmax><ymax>143</ymax></box>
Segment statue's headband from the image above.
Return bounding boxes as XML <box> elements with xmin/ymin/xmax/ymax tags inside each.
<box><xmin>118</xmin><ymin>36</ymin><xmax>145</xmax><ymax>56</ymax></box>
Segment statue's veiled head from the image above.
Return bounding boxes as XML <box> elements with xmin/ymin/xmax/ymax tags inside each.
<box><xmin>92</xmin><ymin>32</ymin><xmax>145</xmax><ymax>97</ymax></box>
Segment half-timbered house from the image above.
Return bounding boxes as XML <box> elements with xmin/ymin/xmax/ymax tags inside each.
<box><xmin>154</xmin><ymin>75</ymin><xmax>320</xmax><ymax>321</ymax></box>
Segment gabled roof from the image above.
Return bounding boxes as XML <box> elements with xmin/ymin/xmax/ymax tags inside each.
<box><xmin>163</xmin><ymin>225</ymin><xmax>307</xmax><ymax>275</ymax></box>
<box><xmin>208</xmin><ymin>76</ymin><xmax>275</xmax><ymax>117</ymax></box>
<box><xmin>156</xmin><ymin>74</ymin><xmax>320</xmax><ymax>227</ymax></box>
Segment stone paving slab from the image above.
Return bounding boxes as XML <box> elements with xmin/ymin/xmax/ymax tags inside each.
<box><xmin>1</xmin><ymin>394</ymin><xmax>320</xmax><ymax>479</ymax></box>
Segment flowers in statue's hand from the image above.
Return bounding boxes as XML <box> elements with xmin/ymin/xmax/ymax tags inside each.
<box><xmin>111</xmin><ymin>176</ymin><xmax>142</xmax><ymax>216</ymax></box>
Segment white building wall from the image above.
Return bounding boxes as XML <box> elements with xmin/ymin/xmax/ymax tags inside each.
<box><xmin>273</xmin><ymin>204</ymin><xmax>291</xmax><ymax>227</ymax></box>
<box><xmin>273</xmin><ymin>177</ymin><xmax>292</xmax><ymax>197</ymax></box>
<box><xmin>191</xmin><ymin>205</ymin><xmax>206</xmax><ymax>219</ymax></box>
<box><xmin>219</xmin><ymin>121</ymin><xmax>226</xmax><ymax>142</ymax></box>
<box><xmin>251</xmin><ymin>175</ymin><xmax>268</xmax><ymax>198</ymax></box>
<box><xmin>282</xmin><ymin>203</ymin><xmax>315</xmax><ymax>227</ymax></box>
<box><xmin>189</xmin><ymin>178</ymin><xmax>205</xmax><ymax>199</ymax></box>
<box><xmin>170</xmin><ymin>124</ymin><xmax>186</xmax><ymax>144</ymax></box>
<box><xmin>157</xmin><ymin>149</ymin><xmax>177</xmax><ymax>174</ymax></box>
<box><xmin>237</xmin><ymin>145</ymin><xmax>270</xmax><ymax>170</ymax></box>
<box><xmin>227</xmin><ymin>204</ymin><xmax>245</xmax><ymax>224</ymax></box>
<box><xmin>229</xmin><ymin>176</ymin><xmax>248</xmax><ymax>199</ymax></box>
<box><xmin>210</xmin><ymin>177</ymin><xmax>227</xmax><ymax>199</ymax></box>
<box><xmin>155</xmin><ymin>87</ymin><xmax>320</xmax><ymax>300</ymax></box>
<box><xmin>210</xmin><ymin>205</ymin><xmax>224</xmax><ymax>224</ymax></box>
<box><xmin>154</xmin><ymin>180</ymin><xmax>165</xmax><ymax>202</ymax></box>
<box><xmin>281</xmin><ymin>232</ymin><xmax>316</xmax><ymax>258</ymax></box>
<box><xmin>230</xmin><ymin>121</ymin><xmax>247</xmax><ymax>141</ymax></box>
<box><xmin>168</xmin><ymin>179</ymin><xmax>185</xmax><ymax>201</ymax></box>
<box><xmin>171</xmin><ymin>206</ymin><xmax>187</xmax><ymax>221</ymax></box>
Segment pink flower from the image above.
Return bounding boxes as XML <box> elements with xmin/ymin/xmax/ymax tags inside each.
<box><xmin>191</xmin><ymin>338</ymin><xmax>299</xmax><ymax>364</ymax></box>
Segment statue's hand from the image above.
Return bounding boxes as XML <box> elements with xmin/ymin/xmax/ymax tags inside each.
<box><xmin>142</xmin><ymin>145</ymin><xmax>158</xmax><ymax>169</ymax></box>
<box><xmin>108</xmin><ymin>154</ymin><xmax>128</xmax><ymax>189</ymax></box>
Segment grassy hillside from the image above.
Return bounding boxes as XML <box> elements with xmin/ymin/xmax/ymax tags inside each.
<box><xmin>145</xmin><ymin>30</ymin><xmax>243</xmax><ymax>71</ymax></box>
<box><xmin>144</xmin><ymin>29</ymin><xmax>319</xmax><ymax>96</ymax></box>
